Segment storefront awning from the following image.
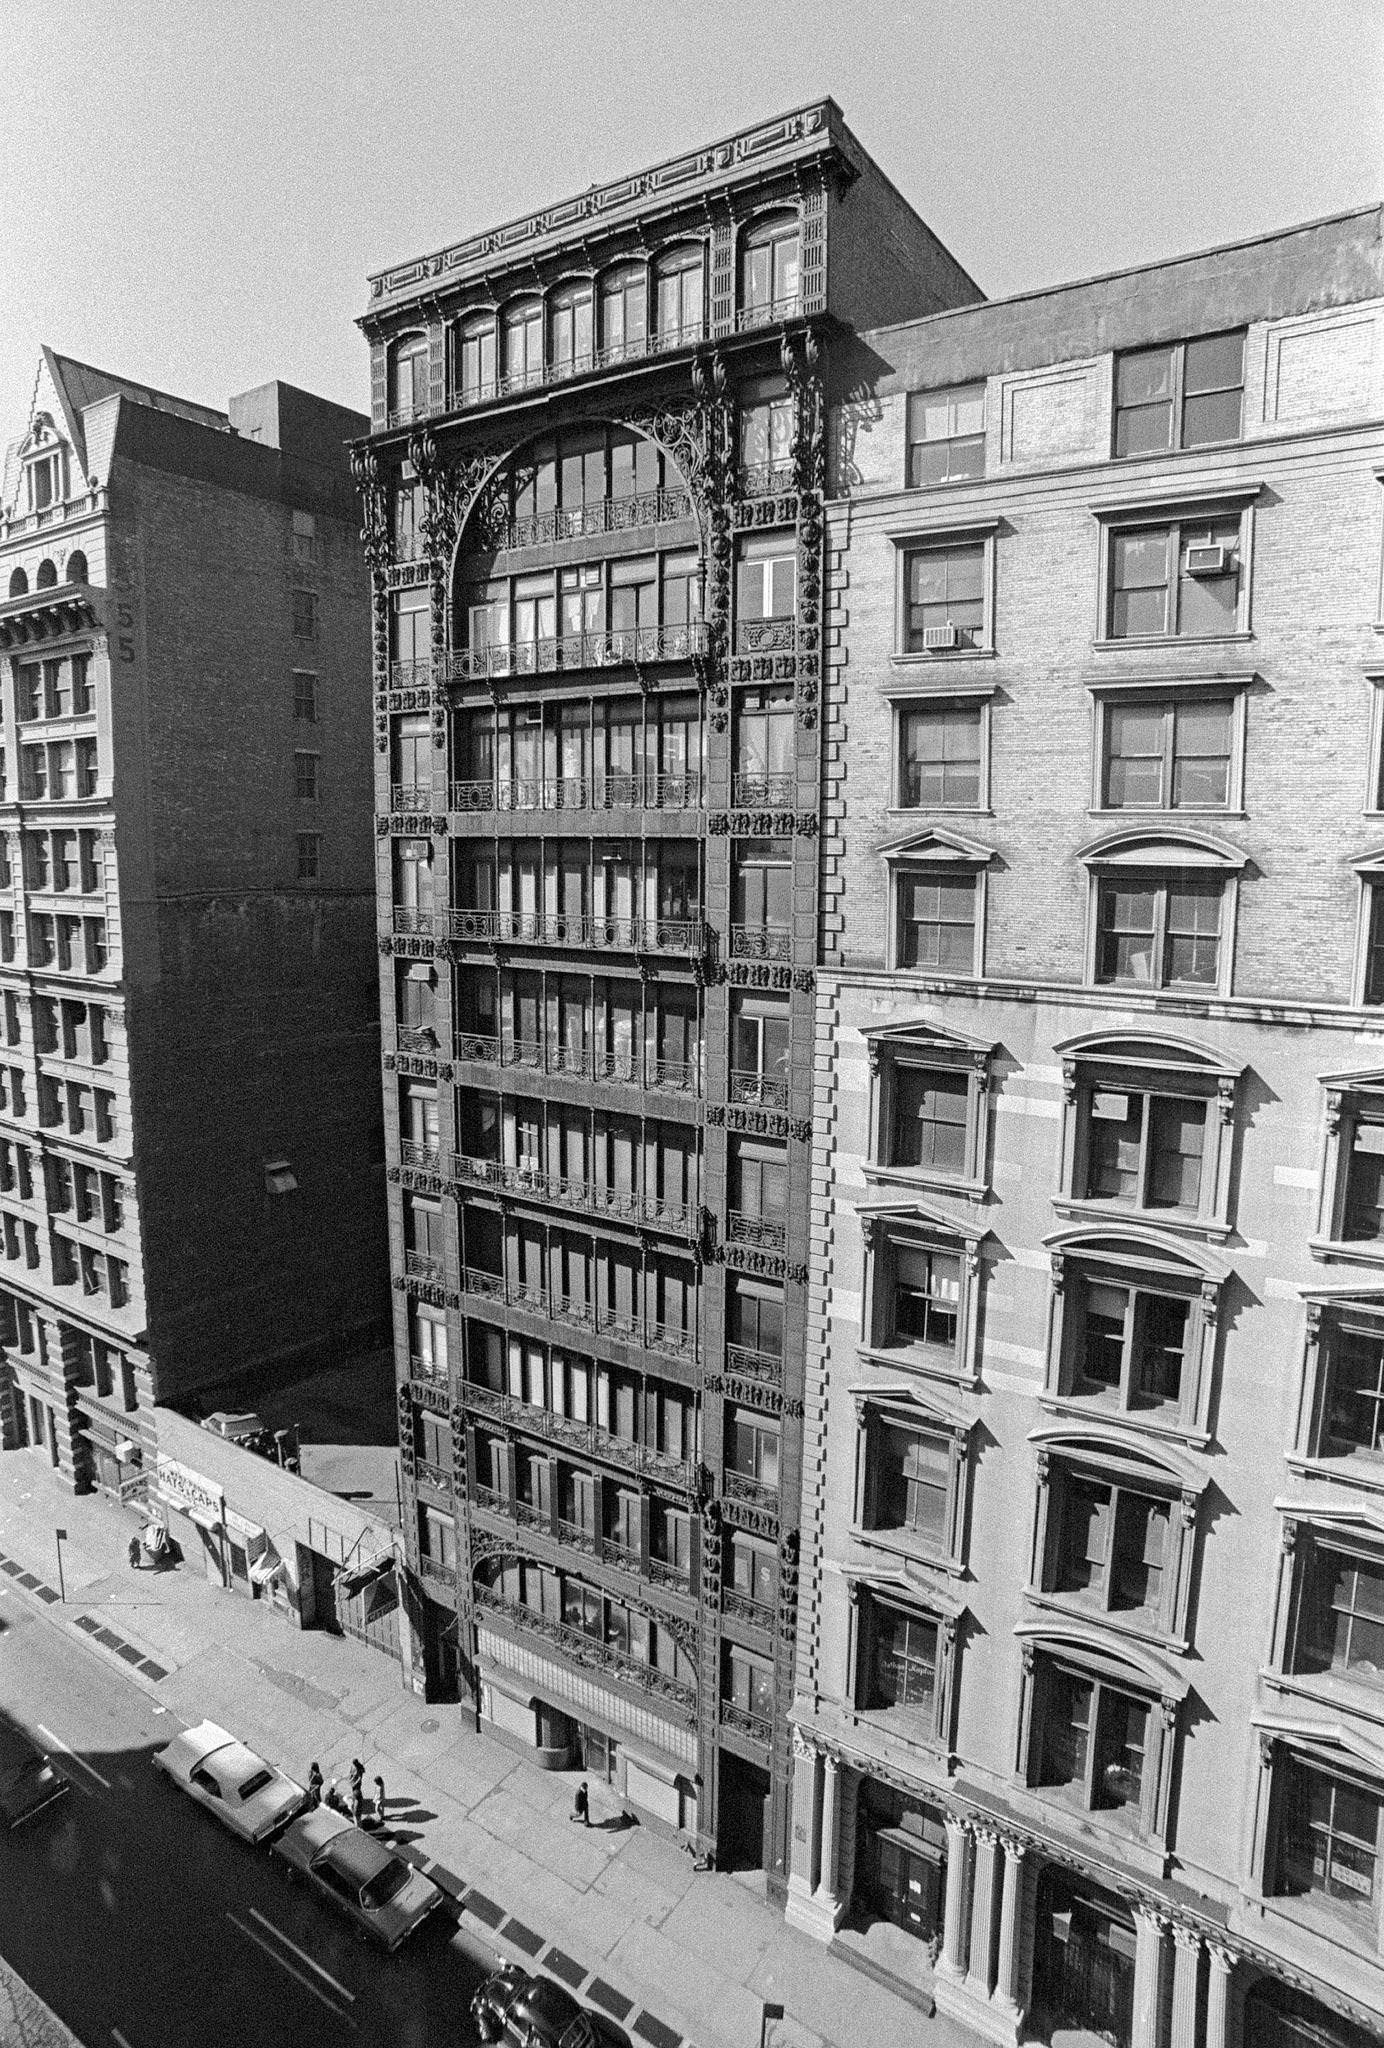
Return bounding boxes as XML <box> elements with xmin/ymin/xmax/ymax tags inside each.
<box><xmin>338</xmin><ymin>1555</ymin><xmax>392</xmax><ymax>1596</ymax></box>
<box><xmin>166</xmin><ymin>1497</ymin><xmax>222</xmax><ymax>1532</ymax></box>
<box><xmin>249</xmin><ymin>1555</ymin><xmax>284</xmax><ymax>1586</ymax></box>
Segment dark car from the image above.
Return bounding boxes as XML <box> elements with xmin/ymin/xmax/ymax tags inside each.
<box><xmin>472</xmin><ymin>1964</ymin><xmax>631</xmax><ymax>2048</ymax></box>
<box><xmin>270</xmin><ymin>1806</ymin><xmax>442</xmax><ymax>1949</ymax></box>
<box><xmin>0</xmin><ymin>1724</ymin><xmax>70</xmax><ymax>1828</ymax></box>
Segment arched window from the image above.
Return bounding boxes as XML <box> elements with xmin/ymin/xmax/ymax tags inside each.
<box><xmin>8</xmin><ymin>569</ymin><xmax>28</xmax><ymax>597</ymax></box>
<box><xmin>501</xmin><ymin>300</ymin><xmax>544</xmax><ymax>392</ymax></box>
<box><xmin>455</xmin><ymin>315</ymin><xmax>497</xmax><ymax>407</ymax></box>
<box><xmin>388</xmin><ymin>334</ymin><xmax>429</xmax><ymax>425</ymax></box>
<box><xmin>600</xmin><ymin>264</ymin><xmax>647</xmax><ymax>364</ymax></box>
<box><xmin>35</xmin><ymin>559</ymin><xmax>57</xmax><ymax>589</ymax></box>
<box><xmin>549</xmin><ymin>281</ymin><xmax>594</xmax><ymax>379</ymax></box>
<box><xmin>653</xmin><ymin>247</ymin><xmax>705</xmax><ymax>349</ymax></box>
<box><xmin>741</xmin><ymin>213</ymin><xmax>801</xmax><ymax>327</ymax></box>
<box><xmin>66</xmin><ymin>551</ymin><xmax>88</xmax><ymax>586</ymax></box>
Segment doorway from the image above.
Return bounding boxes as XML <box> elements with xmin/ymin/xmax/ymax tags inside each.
<box><xmin>1031</xmin><ymin>1864</ymin><xmax>1136</xmax><ymax>2048</ymax></box>
<box><xmin>717</xmin><ymin>1752</ymin><xmax>770</xmax><ymax>1872</ymax></box>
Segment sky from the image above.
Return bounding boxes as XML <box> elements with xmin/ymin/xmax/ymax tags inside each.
<box><xmin>2</xmin><ymin>0</ymin><xmax>1381</xmax><ymax>440</ymax></box>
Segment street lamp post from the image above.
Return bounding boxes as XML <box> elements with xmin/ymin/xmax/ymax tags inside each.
<box><xmin>54</xmin><ymin>1528</ymin><xmax>67</xmax><ymax>1604</ymax></box>
<box><xmin>759</xmin><ymin>2002</ymin><xmax>784</xmax><ymax>2048</ymax></box>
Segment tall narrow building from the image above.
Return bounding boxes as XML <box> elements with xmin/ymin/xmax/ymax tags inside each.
<box><xmin>0</xmin><ymin>353</ymin><xmax>388</xmax><ymax>1496</ymax></box>
<box><xmin>357</xmin><ymin>102</ymin><xmax>979</xmax><ymax>1877</ymax></box>
<box><xmin>789</xmin><ymin>208</ymin><xmax>1384</xmax><ymax>2048</ymax></box>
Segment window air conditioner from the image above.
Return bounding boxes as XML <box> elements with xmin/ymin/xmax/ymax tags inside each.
<box><xmin>1184</xmin><ymin>543</ymin><xmax>1227</xmax><ymax>578</ymax></box>
<box><xmin>923</xmin><ymin>623</ymin><xmax>961</xmax><ymax>650</ymax></box>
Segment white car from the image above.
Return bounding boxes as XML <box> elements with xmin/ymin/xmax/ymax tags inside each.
<box><xmin>271</xmin><ymin>1806</ymin><xmax>443</xmax><ymax>1950</ymax></box>
<box><xmin>152</xmin><ymin>1719</ymin><xmax>308</xmax><ymax>1844</ymax></box>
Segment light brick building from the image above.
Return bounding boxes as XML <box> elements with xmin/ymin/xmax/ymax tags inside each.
<box><xmin>0</xmin><ymin>352</ymin><xmax>389</xmax><ymax>1499</ymax></box>
<box><xmin>355</xmin><ymin>102</ymin><xmax>979</xmax><ymax>1877</ymax></box>
<box><xmin>787</xmin><ymin>208</ymin><xmax>1384</xmax><ymax>2048</ymax></box>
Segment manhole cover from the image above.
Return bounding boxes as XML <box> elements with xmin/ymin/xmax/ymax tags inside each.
<box><xmin>420</xmin><ymin>1718</ymin><xmax>440</xmax><ymax>1732</ymax></box>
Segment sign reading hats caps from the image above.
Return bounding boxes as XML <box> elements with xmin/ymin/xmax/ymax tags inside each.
<box><xmin>156</xmin><ymin>1454</ymin><xmax>224</xmax><ymax>1530</ymax></box>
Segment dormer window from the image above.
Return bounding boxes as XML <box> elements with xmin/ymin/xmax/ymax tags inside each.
<box><xmin>21</xmin><ymin>417</ymin><xmax>67</xmax><ymax>515</ymax></box>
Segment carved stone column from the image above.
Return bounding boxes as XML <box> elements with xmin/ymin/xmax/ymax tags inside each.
<box><xmin>938</xmin><ymin>1815</ymin><xmax>972</xmax><ymax>1980</ymax></box>
<box><xmin>1170</xmin><ymin>1925</ymin><xmax>1201</xmax><ymax>2048</ymax></box>
<box><xmin>993</xmin><ymin>1837</ymin><xmax>1028</xmax><ymax>2016</ymax></box>
<box><xmin>784</xmin><ymin>1735</ymin><xmax>827</xmax><ymax>1937</ymax></box>
<box><xmin>812</xmin><ymin>1752</ymin><xmax>843</xmax><ymax>1923</ymax></box>
<box><xmin>965</xmin><ymin>1827</ymin><xmax>1000</xmax><ymax>1998</ymax></box>
<box><xmin>1205</xmin><ymin>1943</ymin><xmax>1235</xmax><ymax>2048</ymax></box>
<box><xmin>1132</xmin><ymin>1909</ymin><xmax>1168</xmax><ymax>2048</ymax></box>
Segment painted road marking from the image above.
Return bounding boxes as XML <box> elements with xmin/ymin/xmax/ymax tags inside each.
<box><xmin>112</xmin><ymin>2030</ymin><xmax>139</xmax><ymax>2048</ymax></box>
<box><xmin>226</xmin><ymin>1912</ymin><xmax>358</xmax><ymax>2028</ymax></box>
<box><xmin>247</xmin><ymin>1907</ymin><xmax>356</xmax><ymax>2002</ymax></box>
<box><xmin>36</xmin><ymin>1724</ymin><xmax>111</xmax><ymax>1791</ymax></box>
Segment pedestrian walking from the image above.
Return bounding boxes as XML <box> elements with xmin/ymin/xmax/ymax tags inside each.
<box><xmin>128</xmin><ymin>1535</ymin><xmax>141</xmax><ymax>1570</ymax></box>
<box><xmin>349</xmin><ymin>1758</ymin><xmax>364</xmax><ymax>1799</ymax></box>
<box><xmin>373</xmin><ymin>1775</ymin><xmax>386</xmax><ymax>1828</ymax></box>
<box><xmin>307</xmin><ymin>1762</ymin><xmax>323</xmax><ymax>1809</ymax></box>
<box><xmin>570</xmin><ymin>1779</ymin><xmax>590</xmax><ymax>1827</ymax></box>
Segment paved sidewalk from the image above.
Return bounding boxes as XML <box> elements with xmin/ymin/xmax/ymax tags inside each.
<box><xmin>0</xmin><ymin>1452</ymin><xmax>964</xmax><ymax>2048</ymax></box>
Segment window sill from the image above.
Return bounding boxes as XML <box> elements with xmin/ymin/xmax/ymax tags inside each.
<box><xmin>1090</xmin><ymin>633</ymin><xmax>1253</xmax><ymax>654</ymax></box>
<box><xmin>1090</xmin><ymin>978</ymin><xmax>1231</xmax><ymax>1006</ymax></box>
<box><xmin>1087</xmin><ymin>807</ymin><xmax>1246</xmax><ymax>824</ymax></box>
<box><xmin>1308</xmin><ymin>1237</ymin><xmax>1384</xmax><ymax>1270</ymax></box>
<box><xmin>1015</xmin><ymin>1785</ymin><xmax>1166</xmax><ymax>1876</ymax></box>
<box><xmin>1050</xmin><ymin>1196</ymin><xmax>1234</xmax><ymax>1245</ymax></box>
<box><xmin>1284</xmin><ymin>1450</ymin><xmax>1384</xmax><ymax>1496</ymax></box>
<box><xmin>1260</xmin><ymin>1665</ymin><xmax>1384</xmax><ymax>1733</ymax></box>
<box><xmin>864</xmin><ymin>1163</ymin><xmax>989</xmax><ymax>1204</ymax></box>
<box><xmin>849</xmin><ymin>1706</ymin><xmax>947</xmax><ymax>1758</ymax></box>
<box><xmin>888</xmin><ymin>806</ymin><xmax>995</xmax><ymax>823</ymax></box>
<box><xmin>1248</xmin><ymin>1892</ymin><xmax>1384</xmax><ymax>1972</ymax></box>
<box><xmin>890</xmin><ymin>649</ymin><xmax>996</xmax><ymax>668</ymax></box>
<box><xmin>1036</xmin><ymin>1392</ymin><xmax>1210</xmax><ymax>1453</ymax></box>
<box><xmin>857</xmin><ymin>1342</ymin><xmax>978</xmax><ymax>1391</ymax></box>
<box><xmin>1023</xmin><ymin>1587</ymin><xmax>1188</xmax><ymax>1659</ymax></box>
<box><xmin>888</xmin><ymin>965</ymin><xmax>982</xmax><ymax>985</ymax></box>
<box><xmin>849</xmin><ymin>1523</ymin><xmax>965</xmax><ymax>1579</ymax></box>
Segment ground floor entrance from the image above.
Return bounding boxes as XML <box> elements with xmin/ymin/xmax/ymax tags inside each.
<box><xmin>1031</xmin><ymin>1865</ymin><xmax>1136</xmax><ymax>2047</ymax></box>
<box><xmin>717</xmin><ymin>1751</ymin><xmax>770</xmax><ymax>1871</ymax></box>
<box><xmin>853</xmin><ymin>1775</ymin><xmax>947</xmax><ymax>1944</ymax></box>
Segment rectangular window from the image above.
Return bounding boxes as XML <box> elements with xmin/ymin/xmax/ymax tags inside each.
<box><xmin>1054</xmin><ymin>1473</ymin><xmax>1169</xmax><ymax>1620</ymax></box>
<box><xmin>900</xmin><ymin>702</ymin><xmax>983</xmax><ymax>808</ymax></box>
<box><xmin>1102</xmin><ymin>698</ymin><xmax>1234</xmax><ymax>809</ymax></box>
<box><xmin>291</xmin><ymin>590</ymin><xmax>317</xmax><ymax>639</ymax></box>
<box><xmin>457</xmin><ymin>322</ymin><xmax>497</xmax><ymax>405</ymax></box>
<box><xmin>904</xmin><ymin>544</ymin><xmax>985</xmax><ymax>651</ymax></box>
<box><xmin>1095</xmin><ymin>875</ymin><xmax>1223</xmax><ymax>989</ymax></box>
<box><xmin>1071</xmin><ymin>1276</ymin><xmax>1189</xmax><ymax>1416</ymax></box>
<box><xmin>729</xmin><ymin>1531</ymin><xmax>775</xmax><ymax>1609</ymax></box>
<box><xmin>76</xmin><ymin>739</ymin><xmax>98</xmax><ymax>796</ymax></box>
<box><xmin>907</xmin><ymin>384</ymin><xmax>986</xmax><ymax>486</ymax></box>
<box><xmin>1274</xmin><ymin>1757</ymin><xmax>1381</xmax><ymax>1926</ymax></box>
<box><xmin>727</xmin><ymin>1647</ymin><xmax>775</xmax><ymax>1723</ymax></box>
<box><xmin>1114</xmin><ymin>331</ymin><xmax>1245</xmax><ymax>457</ymax></box>
<box><xmin>1324</xmin><ymin>1323</ymin><xmax>1384</xmax><ymax>1460</ymax></box>
<box><xmin>1084</xmin><ymin>1087</ymin><xmax>1207</xmax><ymax>1211</ymax></box>
<box><xmin>898</xmin><ymin>872</ymin><xmax>976</xmax><ymax>973</ymax></box>
<box><xmin>735</xmin><ymin>539</ymin><xmax>796</xmax><ymax>640</ymax></box>
<box><xmin>867</xmin><ymin>1606</ymin><xmax>939</xmax><ymax>1715</ymax></box>
<box><xmin>891</xmin><ymin>1243</ymin><xmax>960</xmax><ymax>1353</ymax></box>
<box><xmin>293</xmin><ymin>672</ymin><xmax>318</xmax><ymax>722</ymax></box>
<box><xmin>296</xmin><ymin>833</ymin><xmax>321</xmax><ymax>882</ymax></box>
<box><xmin>72</xmin><ymin>655</ymin><xmax>94</xmax><ymax>714</ymax></box>
<box><xmin>1296</xmin><ymin>1547</ymin><xmax>1384</xmax><ymax>1686</ymax></box>
<box><xmin>1035</xmin><ymin>1662</ymin><xmax>1150</xmax><ymax>1821</ymax></box>
<box><xmin>875</xmin><ymin>1424</ymin><xmax>949</xmax><ymax>1548</ymax></box>
<box><xmin>1107</xmin><ymin>516</ymin><xmax>1242</xmax><ymax>640</ymax></box>
<box><xmin>890</xmin><ymin>1066</ymin><xmax>968</xmax><ymax>1174</ymax></box>
<box><xmin>294</xmin><ymin>752</ymin><xmax>320</xmax><ymax>800</ymax></box>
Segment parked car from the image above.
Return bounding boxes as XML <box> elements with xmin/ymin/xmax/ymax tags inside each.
<box><xmin>270</xmin><ymin>1806</ymin><xmax>442</xmax><ymax>1949</ymax></box>
<box><xmin>472</xmin><ymin>1964</ymin><xmax>632</xmax><ymax>2048</ymax></box>
<box><xmin>0</xmin><ymin>1723</ymin><xmax>70</xmax><ymax>1829</ymax></box>
<box><xmin>152</xmin><ymin>1720</ymin><xmax>308</xmax><ymax>1845</ymax></box>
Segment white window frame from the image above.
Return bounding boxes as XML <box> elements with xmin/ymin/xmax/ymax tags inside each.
<box><xmin>1292</xmin><ymin>1293</ymin><xmax>1384</xmax><ymax>1495</ymax></box>
<box><xmin>1351</xmin><ymin>850</ymin><xmax>1384</xmax><ymax>1008</ymax></box>
<box><xmin>864</xmin><ymin>1017</ymin><xmax>995</xmax><ymax>1198</ymax></box>
<box><xmin>1043</xmin><ymin>1225</ymin><xmax>1229</xmax><ymax>1446</ymax></box>
<box><xmin>892</xmin><ymin>690</ymin><xmax>993</xmax><ymax>816</ymax></box>
<box><xmin>1079</xmin><ymin>827</ymin><xmax>1247</xmax><ymax>1001</ymax></box>
<box><xmin>859</xmin><ymin>1204</ymin><xmax>986</xmax><ymax>1389</ymax></box>
<box><xmin>1027</xmin><ymin>1422</ymin><xmax>1206</xmax><ymax>1653</ymax></box>
<box><xmin>1053</xmin><ymin>1029</ymin><xmax>1242</xmax><ymax>1242</ymax></box>
<box><xmin>1250</xmin><ymin>1718</ymin><xmax>1384</xmax><ymax>1963</ymax></box>
<box><xmin>850</xmin><ymin>1381</ymin><xmax>975</xmax><ymax>1574</ymax></box>
<box><xmin>1268</xmin><ymin>1502</ymin><xmax>1384</xmax><ymax>1716</ymax></box>
<box><xmin>882</xmin><ymin>827</ymin><xmax>994</xmax><ymax>981</ymax></box>
<box><xmin>1090</xmin><ymin>484</ymin><xmax>1260</xmax><ymax>650</ymax></box>
<box><xmin>1313</xmin><ymin>1070</ymin><xmax>1384</xmax><ymax>1267</ymax></box>
<box><xmin>1086</xmin><ymin>672</ymin><xmax>1251</xmax><ymax>818</ymax></box>
<box><xmin>845</xmin><ymin>1573</ymin><xmax>965</xmax><ymax>1757</ymax></box>
<box><xmin>890</xmin><ymin>518</ymin><xmax>999</xmax><ymax>663</ymax></box>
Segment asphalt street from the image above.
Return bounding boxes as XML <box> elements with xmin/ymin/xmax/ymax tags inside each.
<box><xmin>0</xmin><ymin>1591</ymin><xmax>489</xmax><ymax>2048</ymax></box>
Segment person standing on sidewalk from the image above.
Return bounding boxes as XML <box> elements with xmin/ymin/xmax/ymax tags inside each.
<box><xmin>373</xmin><ymin>1775</ymin><xmax>386</xmax><ymax>1829</ymax></box>
<box><xmin>570</xmin><ymin>1780</ymin><xmax>590</xmax><ymax>1826</ymax></box>
<box><xmin>307</xmin><ymin>1763</ymin><xmax>323</xmax><ymax>1809</ymax></box>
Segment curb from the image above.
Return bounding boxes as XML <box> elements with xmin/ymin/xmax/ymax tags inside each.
<box><xmin>0</xmin><ymin>1547</ymin><xmax>173</xmax><ymax>1693</ymax></box>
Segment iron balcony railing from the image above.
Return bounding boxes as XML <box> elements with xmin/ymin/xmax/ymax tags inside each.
<box><xmin>726</xmin><ymin>1209</ymin><xmax>788</xmax><ymax>1253</ymax></box>
<box><xmin>557</xmin><ymin>1516</ymin><xmax>597</xmax><ymax>1556</ymax></box>
<box><xmin>458</xmin><ymin>1268</ymin><xmax>697</xmax><ymax>1362</ymax></box>
<box><xmin>730</xmin><ymin>772</ymin><xmax>795</xmax><ymax>807</ymax></box>
<box><xmin>393</xmin><ymin>531</ymin><xmax>429</xmax><ymax>562</ymax></box>
<box><xmin>736</xmin><ymin>294</ymin><xmax>803</xmax><ymax>333</ymax></box>
<box><xmin>740</xmin><ymin>461</ymin><xmax>797</xmax><ymax>498</ymax></box>
<box><xmin>724</xmin><ymin>1343</ymin><xmax>784</xmax><ymax>1387</ymax></box>
<box><xmin>451</xmin><ymin>1035</ymin><xmax>701</xmax><ymax>1097</ymax></box>
<box><xmin>462</xmin><ymin>1382</ymin><xmax>697</xmax><ymax>1490</ymax></box>
<box><xmin>449</xmin><ymin>325</ymin><xmax>710</xmax><ymax>414</ymax></box>
<box><xmin>450</xmin><ymin>1155</ymin><xmax>698</xmax><ymax>1237</ymax></box>
<box><xmin>720</xmin><ymin>1586</ymin><xmax>776</xmax><ymax>1628</ymax></box>
<box><xmin>728</xmin><ymin>1068</ymin><xmax>790</xmax><ymax>1109</ymax></box>
<box><xmin>407</xmin><ymin>1352</ymin><xmax>449</xmax><ymax>1389</ymax></box>
<box><xmin>729</xmin><ymin>925</ymin><xmax>793</xmax><ymax>963</ymax></box>
<box><xmin>720</xmin><ymin>1699</ymin><xmax>775</xmax><ymax>1743</ymax></box>
<box><xmin>498</xmin><ymin>486</ymin><xmax>694</xmax><ymax>552</ymax></box>
<box><xmin>722</xmin><ymin>1469</ymin><xmax>780</xmax><ymax>1511</ymax></box>
<box><xmin>390</xmin><ymin>784</ymin><xmax>435</xmax><ymax>813</ymax></box>
<box><xmin>393</xmin><ymin>908</ymin><xmax>441</xmax><ymax>938</ymax></box>
<box><xmin>387</xmin><ymin>399</ymin><xmax>431</xmax><ymax>430</ymax></box>
<box><xmin>414</xmin><ymin>1458</ymin><xmax>453</xmax><ymax>1496</ymax></box>
<box><xmin>405</xmin><ymin>1249</ymin><xmax>445</xmax><ymax>1284</ymax></box>
<box><xmin>733</xmin><ymin>619</ymin><xmax>796</xmax><ymax>657</ymax></box>
<box><xmin>646</xmin><ymin>1555</ymin><xmax>692</xmax><ymax>1593</ymax></box>
<box><xmin>448</xmin><ymin>909</ymin><xmax>704</xmax><ymax>956</ymax></box>
<box><xmin>396</xmin><ymin>1027</ymin><xmax>440</xmax><ymax>1057</ymax></box>
<box><xmin>449</xmin><ymin>771</ymin><xmax>704</xmax><ymax>814</ymax></box>
<box><xmin>389</xmin><ymin>657</ymin><xmax>433</xmax><ymax>688</ymax></box>
<box><xmin>419</xmin><ymin>1553</ymin><xmax>454</xmax><ymax>1585</ymax></box>
<box><xmin>472</xmin><ymin>1582</ymin><xmax>697</xmax><ymax>1712</ymax></box>
<box><xmin>449</xmin><ymin>622</ymin><xmax>706</xmax><ymax>683</ymax></box>
<box><xmin>400</xmin><ymin>1140</ymin><xmax>450</xmax><ymax>1175</ymax></box>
